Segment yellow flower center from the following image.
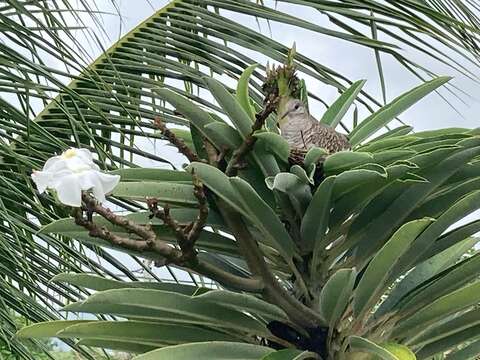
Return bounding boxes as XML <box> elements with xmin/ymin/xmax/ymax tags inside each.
<box><xmin>62</xmin><ymin>148</ymin><xmax>77</xmax><ymax>159</ymax></box>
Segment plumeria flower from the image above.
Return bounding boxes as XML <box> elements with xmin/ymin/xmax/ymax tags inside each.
<box><xmin>31</xmin><ymin>148</ymin><xmax>120</xmax><ymax>207</ymax></box>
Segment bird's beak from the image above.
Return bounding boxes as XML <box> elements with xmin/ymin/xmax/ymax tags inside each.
<box><xmin>280</xmin><ymin>110</ymin><xmax>291</xmax><ymax>121</ymax></box>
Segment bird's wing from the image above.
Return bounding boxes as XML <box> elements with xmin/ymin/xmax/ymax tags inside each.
<box><xmin>306</xmin><ymin>120</ymin><xmax>351</xmax><ymax>153</ymax></box>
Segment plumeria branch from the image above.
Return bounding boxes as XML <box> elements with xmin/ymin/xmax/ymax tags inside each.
<box><xmin>75</xmin><ymin>194</ymin><xmax>181</xmax><ymax>261</ymax></box>
<box><xmin>154</xmin><ymin>116</ymin><xmax>201</xmax><ymax>163</ymax></box>
<box><xmin>147</xmin><ymin>172</ymin><xmax>207</xmax><ymax>263</ymax></box>
<box><xmin>74</xmin><ymin>193</ymin><xmax>262</xmax><ymax>292</ymax></box>
<box><xmin>225</xmin><ymin>99</ymin><xmax>277</xmax><ymax>176</ymax></box>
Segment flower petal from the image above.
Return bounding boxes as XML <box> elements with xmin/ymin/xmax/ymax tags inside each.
<box><xmin>98</xmin><ymin>173</ymin><xmax>121</xmax><ymax>194</ymax></box>
<box><xmin>76</xmin><ymin>170</ymin><xmax>104</xmax><ymax>202</ymax></box>
<box><xmin>65</xmin><ymin>156</ymin><xmax>92</xmax><ymax>173</ymax></box>
<box><xmin>75</xmin><ymin>148</ymin><xmax>95</xmax><ymax>164</ymax></box>
<box><xmin>90</xmin><ymin>174</ymin><xmax>107</xmax><ymax>203</ymax></box>
<box><xmin>34</xmin><ymin>148</ymin><xmax>120</xmax><ymax>207</ymax></box>
<box><xmin>31</xmin><ymin>171</ymin><xmax>53</xmax><ymax>193</ymax></box>
<box><xmin>77</xmin><ymin>170</ymin><xmax>96</xmax><ymax>191</ymax></box>
<box><xmin>55</xmin><ymin>174</ymin><xmax>82</xmax><ymax>207</ymax></box>
<box><xmin>42</xmin><ymin>156</ymin><xmax>67</xmax><ymax>172</ymax></box>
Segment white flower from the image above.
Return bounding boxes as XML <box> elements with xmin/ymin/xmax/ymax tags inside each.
<box><xmin>31</xmin><ymin>148</ymin><xmax>120</xmax><ymax>207</ymax></box>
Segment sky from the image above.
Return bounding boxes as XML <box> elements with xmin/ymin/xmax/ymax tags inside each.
<box><xmin>38</xmin><ymin>1</ymin><xmax>480</xmax><ymax>280</ymax></box>
<box><xmin>92</xmin><ymin>0</ymin><xmax>480</xmax><ymax>132</ymax></box>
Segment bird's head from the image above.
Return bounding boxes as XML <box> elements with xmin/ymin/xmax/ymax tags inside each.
<box><xmin>279</xmin><ymin>99</ymin><xmax>306</xmax><ymax>125</ymax></box>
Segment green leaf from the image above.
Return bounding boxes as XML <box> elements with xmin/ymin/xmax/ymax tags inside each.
<box><xmin>112</xmin><ymin>182</ymin><xmax>197</xmax><ymax>205</ymax></box>
<box><xmin>318</xmin><ymin>268</ymin><xmax>356</xmax><ymax>327</ymax></box>
<box><xmin>411</xmin><ymin>308</ymin><xmax>480</xmax><ymax>347</ymax></box>
<box><xmin>349</xmin><ymin>77</ymin><xmax>451</xmax><ymax>145</ymax></box>
<box><xmin>408</xmin><ymin>146</ymin><xmax>461</xmax><ymax>170</ymax></box>
<box><xmin>330</xmin><ymin>162</ymin><xmax>418</xmax><ymax>227</ymax></box>
<box><xmin>390</xmin><ymin>190</ymin><xmax>480</xmax><ymax>282</ymax></box>
<box><xmin>261</xmin><ymin>349</ymin><xmax>305</xmax><ymax>360</ymax></box>
<box><xmin>367</xmin><ymin>126</ymin><xmax>413</xmax><ymax>142</ymax></box>
<box><xmin>353</xmin><ymin>218</ymin><xmax>433</xmax><ymax>319</ymax></box>
<box><xmin>230</xmin><ymin>177</ymin><xmax>299</xmax><ymax>261</ymax></box>
<box><xmin>372</xmin><ymin>150</ymin><xmax>417</xmax><ymax>166</ymax></box>
<box><xmin>348</xmin><ymin>336</ymin><xmax>398</xmax><ymax>360</ymax></box>
<box><xmin>187</xmin><ymin>162</ymin><xmax>244</xmax><ymax>215</ymax></box>
<box><xmin>290</xmin><ymin>165</ymin><xmax>313</xmax><ymax>185</ymax></box>
<box><xmin>374</xmin><ymin>236</ymin><xmax>478</xmax><ymax>319</ymax></box>
<box><xmin>320</xmin><ymin>79</ymin><xmax>366</xmax><ymax>128</ymax></box>
<box><xmin>392</xmin><ymin>281</ymin><xmax>480</xmax><ymax>338</ymax></box>
<box><xmin>157</xmin><ymin>88</ymin><xmax>215</xmax><ymax>140</ymax></box>
<box><xmin>133</xmin><ymin>342</ymin><xmax>274</xmax><ymax>360</ymax></box>
<box><xmin>63</xmin><ymin>289</ymin><xmax>268</xmax><ymax>335</ymax></box>
<box><xmin>197</xmin><ymin>290</ymin><xmax>288</xmax><ymax>321</ymax></box>
<box><xmin>445</xmin><ymin>338</ymin><xmax>480</xmax><ymax>360</ymax></box>
<box><xmin>266</xmin><ymin>172</ymin><xmax>312</xmax><ymax>220</ymax></box>
<box><xmin>16</xmin><ymin>321</ymin><xmax>93</xmax><ymax>338</ymax></box>
<box><xmin>52</xmin><ymin>273</ymin><xmax>203</xmax><ymax>295</ymax></box>
<box><xmin>413</xmin><ymin>128</ymin><xmax>470</xmax><ymax>138</ymax></box>
<box><xmin>204</xmin><ymin>122</ymin><xmax>243</xmax><ymax>150</ymax></box>
<box><xmin>333</xmin><ymin>166</ymin><xmax>387</xmax><ymax>199</ymax></box>
<box><xmin>408</xmin><ymin>177</ymin><xmax>480</xmax><ymax>220</ymax></box>
<box><xmin>77</xmin><ymin>339</ymin><xmax>155</xmax><ymax>354</ymax></box>
<box><xmin>169</xmin><ymin>128</ymin><xmax>195</xmax><ymax>151</ymax></box>
<box><xmin>379</xmin><ymin>343</ymin><xmax>416</xmax><ymax>360</ymax></box>
<box><xmin>393</xmin><ymin>253</ymin><xmax>480</xmax><ymax>334</ymax></box>
<box><xmin>301</xmin><ymin>176</ymin><xmax>335</xmax><ymax>255</ymax></box>
<box><xmin>237</xmin><ymin>64</ymin><xmax>258</xmax><ymax>120</ymax></box>
<box><xmin>109</xmin><ymin>168</ymin><xmax>192</xmax><ymax>182</ymax></box>
<box><xmin>191</xmin><ymin>123</ymin><xmax>210</xmax><ymax>160</ymax></box>
<box><xmin>204</xmin><ymin>77</ymin><xmax>253</xmax><ymax>139</ymax></box>
<box><xmin>254</xmin><ymin>132</ymin><xmax>290</xmax><ymax>162</ymax></box>
<box><xmin>419</xmin><ymin>219</ymin><xmax>480</xmax><ymax>262</ymax></box>
<box><xmin>323</xmin><ymin>152</ymin><xmax>373</xmax><ymax>175</ymax></box>
<box><xmin>304</xmin><ymin>147</ymin><xmax>328</xmax><ymax>170</ymax></box>
<box><xmin>359</xmin><ymin>136</ymin><xmax>420</xmax><ymax>153</ymax></box>
<box><xmin>57</xmin><ymin>321</ymin><xmax>238</xmax><ymax>345</ymax></box>
<box><xmin>415</xmin><ymin>324</ymin><xmax>480</xmax><ymax>359</ymax></box>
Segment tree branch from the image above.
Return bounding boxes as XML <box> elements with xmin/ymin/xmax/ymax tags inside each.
<box><xmin>217</xmin><ymin>200</ymin><xmax>325</xmax><ymax>328</ymax></box>
<box><xmin>225</xmin><ymin>100</ymin><xmax>277</xmax><ymax>176</ymax></box>
<box><xmin>154</xmin><ymin>116</ymin><xmax>200</xmax><ymax>163</ymax></box>
<box><xmin>73</xmin><ymin>202</ymin><xmax>181</xmax><ymax>262</ymax></box>
<box><xmin>82</xmin><ymin>194</ymin><xmax>155</xmax><ymax>242</ymax></box>
<box><xmin>187</xmin><ymin>173</ymin><xmax>209</xmax><ymax>243</ymax></box>
<box><xmin>74</xmin><ymin>194</ymin><xmax>262</xmax><ymax>292</ymax></box>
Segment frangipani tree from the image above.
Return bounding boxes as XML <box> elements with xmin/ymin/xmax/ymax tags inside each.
<box><xmin>1</xmin><ymin>0</ymin><xmax>480</xmax><ymax>359</ymax></box>
<box><xmin>18</xmin><ymin>66</ymin><xmax>480</xmax><ymax>359</ymax></box>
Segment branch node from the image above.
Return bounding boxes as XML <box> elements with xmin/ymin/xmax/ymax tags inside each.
<box><xmin>147</xmin><ymin>174</ymin><xmax>208</xmax><ymax>264</ymax></box>
<box><xmin>225</xmin><ymin>99</ymin><xmax>278</xmax><ymax>176</ymax></box>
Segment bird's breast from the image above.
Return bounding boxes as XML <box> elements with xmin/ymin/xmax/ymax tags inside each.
<box><xmin>279</xmin><ymin>117</ymin><xmax>316</xmax><ymax>148</ymax></box>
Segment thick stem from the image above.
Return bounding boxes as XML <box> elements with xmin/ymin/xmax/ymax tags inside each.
<box><xmin>190</xmin><ymin>259</ymin><xmax>263</xmax><ymax>292</ymax></box>
<box><xmin>218</xmin><ymin>200</ymin><xmax>325</xmax><ymax>328</ymax></box>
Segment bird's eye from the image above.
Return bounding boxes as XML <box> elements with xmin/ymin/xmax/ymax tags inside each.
<box><xmin>294</xmin><ymin>104</ymin><xmax>299</xmax><ymax>110</ymax></box>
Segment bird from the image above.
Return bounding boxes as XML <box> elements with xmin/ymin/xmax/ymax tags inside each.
<box><xmin>278</xmin><ymin>98</ymin><xmax>350</xmax><ymax>153</ymax></box>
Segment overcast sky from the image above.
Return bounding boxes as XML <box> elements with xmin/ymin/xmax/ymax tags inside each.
<box><xmin>92</xmin><ymin>0</ymin><xmax>480</xmax><ymax>133</ymax></box>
